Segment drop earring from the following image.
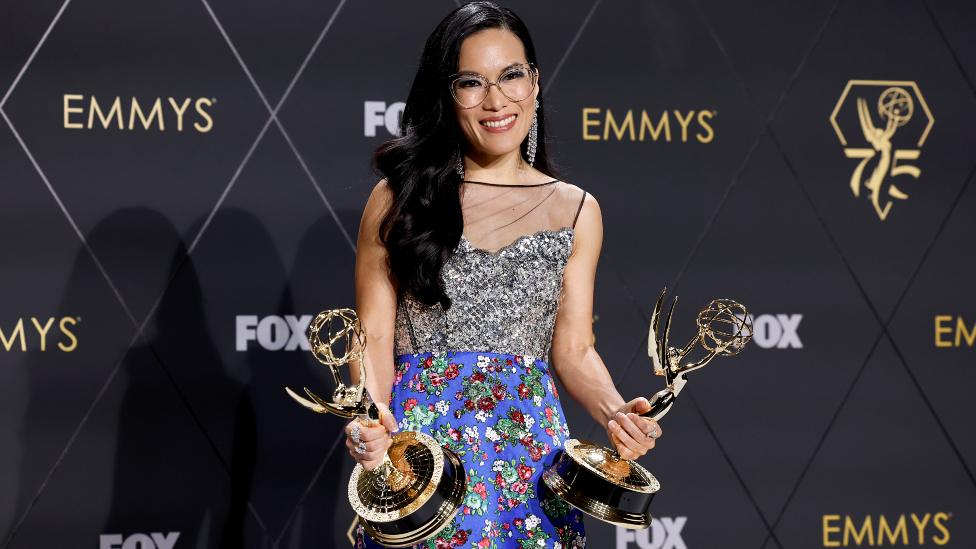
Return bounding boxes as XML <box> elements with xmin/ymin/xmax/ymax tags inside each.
<box><xmin>455</xmin><ymin>147</ymin><xmax>465</xmax><ymax>178</ymax></box>
<box><xmin>526</xmin><ymin>99</ymin><xmax>539</xmax><ymax>166</ymax></box>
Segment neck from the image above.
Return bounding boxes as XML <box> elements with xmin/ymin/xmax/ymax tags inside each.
<box><xmin>462</xmin><ymin>148</ymin><xmax>534</xmax><ymax>183</ymax></box>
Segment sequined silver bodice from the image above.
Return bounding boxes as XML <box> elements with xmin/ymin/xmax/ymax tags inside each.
<box><xmin>394</xmin><ymin>227</ymin><xmax>575</xmax><ymax>364</ymax></box>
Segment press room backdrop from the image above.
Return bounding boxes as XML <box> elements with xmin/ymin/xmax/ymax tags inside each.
<box><xmin>1</xmin><ymin>0</ymin><xmax>975</xmax><ymax>548</ymax></box>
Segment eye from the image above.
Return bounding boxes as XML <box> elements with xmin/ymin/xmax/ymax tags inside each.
<box><xmin>455</xmin><ymin>77</ymin><xmax>484</xmax><ymax>89</ymax></box>
<box><xmin>502</xmin><ymin>68</ymin><xmax>527</xmax><ymax>81</ymax></box>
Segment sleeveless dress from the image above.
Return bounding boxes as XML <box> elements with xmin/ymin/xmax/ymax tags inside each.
<box><xmin>357</xmin><ymin>180</ymin><xmax>589</xmax><ymax>549</ymax></box>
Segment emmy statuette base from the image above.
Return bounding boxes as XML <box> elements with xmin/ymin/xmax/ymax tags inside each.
<box><xmin>355</xmin><ymin>432</ymin><xmax>467</xmax><ymax>547</ymax></box>
<box><xmin>542</xmin><ymin>439</ymin><xmax>659</xmax><ymax>529</ymax></box>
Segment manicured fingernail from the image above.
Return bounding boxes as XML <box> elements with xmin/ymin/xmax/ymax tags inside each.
<box><xmin>609</xmin><ymin>420</ymin><xmax>618</xmax><ymax>429</ymax></box>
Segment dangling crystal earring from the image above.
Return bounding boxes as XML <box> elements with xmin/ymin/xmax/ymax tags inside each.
<box><xmin>526</xmin><ymin>99</ymin><xmax>539</xmax><ymax>166</ymax></box>
<box><xmin>455</xmin><ymin>147</ymin><xmax>465</xmax><ymax>178</ymax></box>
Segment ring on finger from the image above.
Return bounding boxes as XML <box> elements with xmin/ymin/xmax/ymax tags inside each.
<box><xmin>355</xmin><ymin>441</ymin><xmax>367</xmax><ymax>455</ymax></box>
<box><xmin>645</xmin><ymin>426</ymin><xmax>660</xmax><ymax>439</ymax></box>
<box><xmin>350</xmin><ymin>423</ymin><xmax>361</xmax><ymax>443</ymax></box>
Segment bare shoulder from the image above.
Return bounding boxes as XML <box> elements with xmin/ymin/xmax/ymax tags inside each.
<box><xmin>360</xmin><ymin>178</ymin><xmax>396</xmax><ymax>243</ymax></box>
<box><xmin>557</xmin><ymin>180</ymin><xmax>602</xmax><ymax>223</ymax></box>
<box><xmin>366</xmin><ymin>178</ymin><xmax>395</xmax><ymax>213</ymax></box>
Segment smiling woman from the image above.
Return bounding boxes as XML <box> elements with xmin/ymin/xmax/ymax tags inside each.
<box><xmin>346</xmin><ymin>2</ymin><xmax>663</xmax><ymax>548</ymax></box>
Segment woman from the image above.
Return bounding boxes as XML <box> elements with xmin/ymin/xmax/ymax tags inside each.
<box><xmin>349</xmin><ymin>3</ymin><xmax>662</xmax><ymax>547</ymax></box>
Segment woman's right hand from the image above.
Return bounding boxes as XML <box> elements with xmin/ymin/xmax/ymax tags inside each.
<box><xmin>345</xmin><ymin>402</ymin><xmax>399</xmax><ymax>471</ymax></box>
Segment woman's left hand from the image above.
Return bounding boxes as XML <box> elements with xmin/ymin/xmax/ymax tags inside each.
<box><xmin>606</xmin><ymin>397</ymin><xmax>663</xmax><ymax>460</ymax></box>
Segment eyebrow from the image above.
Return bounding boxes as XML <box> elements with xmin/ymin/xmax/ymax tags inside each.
<box><xmin>455</xmin><ymin>62</ymin><xmax>527</xmax><ymax>76</ymax></box>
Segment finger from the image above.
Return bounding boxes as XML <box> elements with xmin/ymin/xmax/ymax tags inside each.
<box><xmin>629</xmin><ymin>416</ymin><xmax>658</xmax><ymax>455</ymax></box>
<box><xmin>609</xmin><ymin>419</ymin><xmax>642</xmax><ymax>458</ymax></box>
<box><xmin>365</xmin><ymin>436</ymin><xmax>391</xmax><ymax>452</ymax></box>
<box><xmin>362</xmin><ymin>415</ymin><xmax>394</xmax><ymax>435</ymax></box>
<box><xmin>349</xmin><ymin>449</ymin><xmax>386</xmax><ymax>466</ymax></box>
<box><xmin>610</xmin><ymin>431</ymin><xmax>635</xmax><ymax>460</ymax></box>
<box><xmin>346</xmin><ymin>428</ymin><xmax>387</xmax><ymax>449</ymax></box>
<box><xmin>381</xmin><ymin>411</ymin><xmax>399</xmax><ymax>433</ymax></box>
<box><xmin>362</xmin><ymin>440</ymin><xmax>391</xmax><ymax>469</ymax></box>
<box><xmin>618</xmin><ymin>417</ymin><xmax>653</xmax><ymax>457</ymax></box>
<box><xmin>346</xmin><ymin>437</ymin><xmax>372</xmax><ymax>455</ymax></box>
<box><xmin>640</xmin><ymin>416</ymin><xmax>663</xmax><ymax>439</ymax></box>
<box><xmin>617</xmin><ymin>412</ymin><xmax>651</xmax><ymax>448</ymax></box>
<box><xmin>345</xmin><ymin>419</ymin><xmax>377</xmax><ymax>442</ymax></box>
<box><xmin>357</xmin><ymin>424</ymin><xmax>390</xmax><ymax>442</ymax></box>
<box><xmin>610</xmin><ymin>433</ymin><xmax>632</xmax><ymax>459</ymax></box>
<box><xmin>347</xmin><ymin>437</ymin><xmax>389</xmax><ymax>462</ymax></box>
<box><xmin>362</xmin><ymin>458</ymin><xmax>385</xmax><ymax>472</ymax></box>
<box><xmin>345</xmin><ymin>438</ymin><xmax>361</xmax><ymax>460</ymax></box>
<box><xmin>631</xmin><ymin>397</ymin><xmax>652</xmax><ymax>415</ymax></box>
<box><xmin>627</xmin><ymin>413</ymin><xmax>661</xmax><ymax>447</ymax></box>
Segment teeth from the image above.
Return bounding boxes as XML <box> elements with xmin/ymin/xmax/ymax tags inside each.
<box><xmin>481</xmin><ymin>115</ymin><xmax>516</xmax><ymax>128</ymax></box>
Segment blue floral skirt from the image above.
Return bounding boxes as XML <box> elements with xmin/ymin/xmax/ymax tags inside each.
<box><xmin>356</xmin><ymin>350</ymin><xmax>586</xmax><ymax>548</ymax></box>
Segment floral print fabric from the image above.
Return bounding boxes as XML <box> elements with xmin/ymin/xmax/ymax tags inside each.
<box><xmin>356</xmin><ymin>350</ymin><xmax>586</xmax><ymax>548</ymax></box>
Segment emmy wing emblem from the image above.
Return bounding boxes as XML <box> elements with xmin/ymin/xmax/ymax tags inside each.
<box><xmin>284</xmin><ymin>308</ymin><xmax>466</xmax><ymax>547</ymax></box>
<box><xmin>542</xmin><ymin>288</ymin><xmax>752</xmax><ymax>528</ymax></box>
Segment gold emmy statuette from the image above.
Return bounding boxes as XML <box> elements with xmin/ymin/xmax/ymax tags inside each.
<box><xmin>542</xmin><ymin>288</ymin><xmax>752</xmax><ymax>528</ymax></box>
<box><xmin>284</xmin><ymin>308</ymin><xmax>466</xmax><ymax>547</ymax></box>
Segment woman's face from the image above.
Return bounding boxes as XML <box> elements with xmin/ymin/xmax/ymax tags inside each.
<box><xmin>453</xmin><ymin>28</ymin><xmax>539</xmax><ymax>160</ymax></box>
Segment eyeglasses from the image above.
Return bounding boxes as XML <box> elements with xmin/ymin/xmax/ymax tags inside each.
<box><xmin>448</xmin><ymin>63</ymin><xmax>538</xmax><ymax>109</ymax></box>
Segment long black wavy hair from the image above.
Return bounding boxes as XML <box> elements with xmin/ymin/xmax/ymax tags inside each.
<box><xmin>373</xmin><ymin>1</ymin><xmax>558</xmax><ymax>310</ymax></box>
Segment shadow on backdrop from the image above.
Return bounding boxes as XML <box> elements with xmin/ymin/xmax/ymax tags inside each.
<box><xmin>95</xmin><ymin>207</ymin><xmax>254</xmax><ymax>548</ymax></box>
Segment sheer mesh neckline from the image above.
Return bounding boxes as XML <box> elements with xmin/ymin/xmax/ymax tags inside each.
<box><xmin>458</xmin><ymin>179</ymin><xmax>584</xmax><ymax>254</ymax></box>
<box><xmin>462</xmin><ymin>179</ymin><xmax>560</xmax><ymax>187</ymax></box>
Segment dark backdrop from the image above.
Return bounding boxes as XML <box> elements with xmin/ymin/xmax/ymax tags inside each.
<box><xmin>1</xmin><ymin>1</ymin><xmax>975</xmax><ymax>548</ymax></box>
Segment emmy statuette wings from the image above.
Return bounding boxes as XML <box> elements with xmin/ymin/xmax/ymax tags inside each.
<box><xmin>284</xmin><ymin>308</ymin><xmax>467</xmax><ymax>548</ymax></box>
<box><xmin>542</xmin><ymin>288</ymin><xmax>753</xmax><ymax>529</ymax></box>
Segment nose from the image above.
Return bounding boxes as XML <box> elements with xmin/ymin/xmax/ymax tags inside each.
<box><xmin>482</xmin><ymin>82</ymin><xmax>507</xmax><ymax>110</ymax></box>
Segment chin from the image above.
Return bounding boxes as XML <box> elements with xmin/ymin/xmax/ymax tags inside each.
<box><xmin>476</xmin><ymin>139</ymin><xmax>524</xmax><ymax>157</ymax></box>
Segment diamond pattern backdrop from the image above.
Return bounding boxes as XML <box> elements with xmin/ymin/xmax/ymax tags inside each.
<box><xmin>1</xmin><ymin>1</ymin><xmax>974</xmax><ymax>548</ymax></box>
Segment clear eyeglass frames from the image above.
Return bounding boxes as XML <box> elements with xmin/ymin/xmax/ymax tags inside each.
<box><xmin>449</xmin><ymin>63</ymin><xmax>538</xmax><ymax>109</ymax></box>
